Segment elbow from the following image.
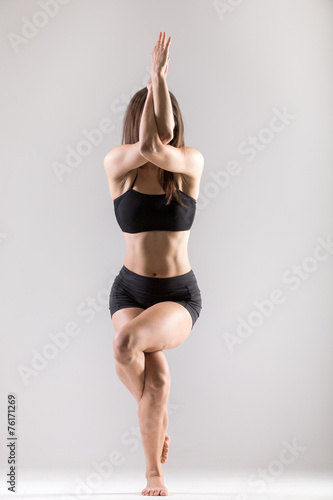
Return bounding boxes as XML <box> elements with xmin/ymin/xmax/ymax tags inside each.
<box><xmin>139</xmin><ymin>141</ymin><xmax>160</xmax><ymax>156</ymax></box>
<box><xmin>139</xmin><ymin>143</ymin><xmax>153</xmax><ymax>156</ymax></box>
<box><xmin>103</xmin><ymin>152</ymin><xmax>112</xmax><ymax>171</ymax></box>
<box><xmin>161</xmin><ymin>133</ymin><xmax>173</xmax><ymax>145</ymax></box>
<box><xmin>139</xmin><ymin>134</ymin><xmax>170</xmax><ymax>155</ymax></box>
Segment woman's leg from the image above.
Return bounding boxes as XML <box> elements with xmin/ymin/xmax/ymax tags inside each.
<box><xmin>112</xmin><ymin>307</ymin><xmax>146</xmax><ymax>404</ymax></box>
<box><xmin>137</xmin><ymin>350</ymin><xmax>171</xmax><ymax>468</ymax></box>
<box><xmin>111</xmin><ymin>301</ymin><xmax>191</xmax><ymax>406</ymax></box>
<box><xmin>113</xmin><ymin>350</ymin><xmax>146</xmax><ymax>404</ymax></box>
<box><xmin>112</xmin><ymin>307</ymin><xmax>171</xmax><ymax>466</ymax></box>
<box><xmin>138</xmin><ymin>350</ymin><xmax>171</xmax><ymax>496</ymax></box>
<box><xmin>112</xmin><ymin>301</ymin><xmax>192</xmax><ymax>495</ymax></box>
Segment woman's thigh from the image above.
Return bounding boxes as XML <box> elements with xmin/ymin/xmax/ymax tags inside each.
<box><xmin>112</xmin><ymin>306</ymin><xmax>144</xmax><ymax>332</ymax></box>
<box><xmin>115</xmin><ymin>301</ymin><xmax>192</xmax><ymax>353</ymax></box>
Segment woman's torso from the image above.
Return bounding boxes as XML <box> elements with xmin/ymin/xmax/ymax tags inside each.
<box><xmin>109</xmin><ymin>161</ymin><xmax>200</xmax><ymax>278</ymax></box>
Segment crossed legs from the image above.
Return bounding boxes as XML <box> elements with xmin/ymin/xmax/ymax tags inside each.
<box><xmin>111</xmin><ymin>301</ymin><xmax>192</xmax><ymax>495</ymax></box>
<box><xmin>113</xmin><ymin>345</ymin><xmax>171</xmax><ymax>467</ymax></box>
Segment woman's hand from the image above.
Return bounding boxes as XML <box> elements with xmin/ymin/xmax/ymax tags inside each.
<box><xmin>147</xmin><ymin>54</ymin><xmax>169</xmax><ymax>92</ymax></box>
<box><xmin>147</xmin><ymin>37</ymin><xmax>171</xmax><ymax>92</ymax></box>
<box><xmin>151</xmin><ymin>31</ymin><xmax>171</xmax><ymax>76</ymax></box>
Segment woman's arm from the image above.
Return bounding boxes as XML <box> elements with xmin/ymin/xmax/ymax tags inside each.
<box><xmin>139</xmin><ymin>88</ymin><xmax>163</xmax><ymax>152</ymax></box>
<box><xmin>148</xmin><ymin>32</ymin><xmax>174</xmax><ymax>143</ymax></box>
<box><xmin>151</xmin><ymin>70</ymin><xmax>175</xmax><ymax>143</ymax></box>
<box><xmin>138</xmin><ymin>80</ymin><xmax>204</xmax><ymax>178</ymax></box>
<box><xmin>138</xmin><ymin>32</ymin><xmax>204</xmax><ymax>178</ymax></box>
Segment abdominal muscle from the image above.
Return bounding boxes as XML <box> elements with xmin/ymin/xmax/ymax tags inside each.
<box><xmin>122</xmin><ymin>229</ymin><xmax>191</xmax><ymax>277</ymax></box>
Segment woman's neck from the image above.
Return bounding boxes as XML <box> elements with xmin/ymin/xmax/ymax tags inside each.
<box><xmin>140</xmin><ymin>162</ymin><xmax>160</xmax><ymax>177</ymax></box>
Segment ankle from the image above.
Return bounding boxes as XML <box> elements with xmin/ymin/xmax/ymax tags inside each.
<box><xmin>146</xmin><ymin>468</ymin><xmax>164</xmax><ymax>479</ymax></box>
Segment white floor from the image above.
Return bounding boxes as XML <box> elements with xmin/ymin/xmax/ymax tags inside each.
<box><xmin>1</xmin><ymin>467</ymin><xmax>333</xmax><ymax>499</ymax></box>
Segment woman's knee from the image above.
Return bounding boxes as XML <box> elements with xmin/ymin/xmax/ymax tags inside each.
<box><xmin>112</xmin><ymin>327</ymin><xmax>137</xmax><ymax>363</ymax></box>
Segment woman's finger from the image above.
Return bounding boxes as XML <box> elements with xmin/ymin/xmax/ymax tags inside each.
<box><xmin>154</xmin><ymin>32</ymin><xmax>171</xmax><ymax>52</ymax></box>
<box><xmin>156</xmin><ymin>31</ymin><xmax>163</xmax><ymax>48</ymax></box>
<box><xmin>151</xmin><ymin>32</ymin><xmax>171</xmax><ymax>73</ymax></box>
<box><xmin>165</xmin><ymin>35</ymin><xmax>171</xmax><ymax>51</ymax></box>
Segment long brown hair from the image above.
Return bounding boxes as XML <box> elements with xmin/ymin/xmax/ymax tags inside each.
<box><xmin>121</xmin><ymin>87</ymin><xmax>187</xmax><ymax>206</ymax></box>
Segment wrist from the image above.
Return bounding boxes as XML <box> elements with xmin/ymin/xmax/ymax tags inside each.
<box><xmin>151</xmin><ymin>70</ymin><xmax>165</xmax><ymax>79</ymax></box>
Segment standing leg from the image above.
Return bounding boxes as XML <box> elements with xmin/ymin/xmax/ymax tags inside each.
<box><xmin>113</xmin><ymin>343</ymin><xmax>171</xmax><ymax>464</ymax></box>
<box><xmin>111</xmin><ymin>308</ymin><xmax>171</xmax><ymax>466</ymax></box>
<box><xmin>112</xmin><ymin>302</ymin><xmax>192</xmax><ymax>495</ymax></box>
<box><xmin>138</xmin><ymin>350</ymin><xmax>171</xmax><ymax>496</ymax></box>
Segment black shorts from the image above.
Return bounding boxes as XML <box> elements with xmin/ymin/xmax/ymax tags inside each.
<box><xmin>109</xmin><ymin>265</ymin><xmax>202</xmax><ymax>329</ymax></box>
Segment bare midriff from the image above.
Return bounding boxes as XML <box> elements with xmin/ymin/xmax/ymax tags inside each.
<box><xmin>122</xmin><ymin>229</ymin><xmax>191</xmax><ymax>277</ymax></box>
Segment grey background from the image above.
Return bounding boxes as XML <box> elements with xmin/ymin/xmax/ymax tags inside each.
<box><xmin>1</xmin><ymin>0</ymin><xmax>333</xmax><ymax>493</ymax></box>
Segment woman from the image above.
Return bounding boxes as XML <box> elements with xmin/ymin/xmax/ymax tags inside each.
<box><xmin>104</xmin><ymin>32</ymin><xmax>204</xmax><ymax>496</ymax></box>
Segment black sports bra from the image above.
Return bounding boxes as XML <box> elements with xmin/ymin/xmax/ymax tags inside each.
<box><xmin>113</xmin><ymin>171</ymin><xmax>196</xmax><ymax>234</ymax></box>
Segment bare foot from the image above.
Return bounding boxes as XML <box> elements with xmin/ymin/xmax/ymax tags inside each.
<box><xmin>161</xmin><ymin>433</ymin><xmax>171</xmax><ymax>463</ymax></box>
<box><xmin>142</xmin><ymin>474</ymin><xmax>168</xmax><ymax>496</ymax></box>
